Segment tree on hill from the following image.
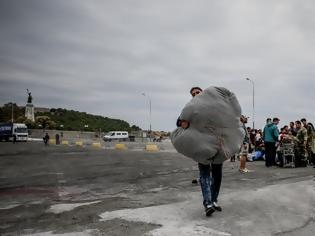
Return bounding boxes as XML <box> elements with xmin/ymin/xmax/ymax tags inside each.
<box><xmin>0</xmin><ymin>103</ymin><xmax>24</xmax><ymax>122</ymax></box>
<box><xmin>42</xmin><ymin>108</ymin><xmax>140</xmax><ymax>132</ymax></box>
<box><xmin>36</xmin><ymin>116</ymin><xmax>56</xmax><ymax>129</ymax></box>
<box><xmin>1</xmin><ymin>103</ymin><xmax>141</xmax><ymax>132</ymax></box>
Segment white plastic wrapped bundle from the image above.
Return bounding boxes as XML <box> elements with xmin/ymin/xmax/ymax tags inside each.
<box><xmin>171</xmin><ymin>86</ymin><xmax>244</xmax><ymax>164</ymax></box>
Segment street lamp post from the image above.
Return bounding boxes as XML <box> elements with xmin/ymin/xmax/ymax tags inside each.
<box><xmin>11</xmin><ymin>102</ymin><xmax>14</xmax><ymax>123</ymax></box>
<box><xmin>141</xmin><ymin>93</ymin><xmax>152</xmax><ymax>142</ymax></box>
<box><xmin>245</xmin><ymin>78</ymin><xmax>255</xmax><ymax>129</ymax></box>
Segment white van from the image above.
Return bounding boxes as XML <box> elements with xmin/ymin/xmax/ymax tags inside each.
<box><xmin>103</xmin><ymin>131</ymin><xmax>129</xmax><ymax>142</ymax></box>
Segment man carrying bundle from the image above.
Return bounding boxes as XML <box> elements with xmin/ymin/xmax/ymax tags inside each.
<box><xmin>172</xmin><ymin>86</ymin><xmax>244</xmax><ymax>216</ymax></box>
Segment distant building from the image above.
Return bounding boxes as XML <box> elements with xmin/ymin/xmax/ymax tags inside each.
<box><xmin>34</xmin><ymin>107</ymin><xmax>50</xmax><ymax>113</ymax></box>
<box><xmin>18</xmin><ymin>106</ymin><xmax>50</xmax><ymax>114</ymax></box>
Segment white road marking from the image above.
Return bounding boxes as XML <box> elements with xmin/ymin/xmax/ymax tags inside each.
<box><xmin>99</xmin><ymin>180</ymin><xmax>315</xmax><ymax>236</ymax></box>
<box><xmin>22</xmin><ymin>230</ymin><xmax>95</xmax><ymax>236</ymax></box>
<box><xmin>99</xmin><ymin>201</ymin><xmax>231</xmax><ymax>236</ymax></box>
<box><xmin>46</xmin><ymin>201</ymin><xmax>101</xmax><ymax>214</ymax></box>
<box><xmin>0</xmin><ymin>204</ymin><xmax>21</xmax><ymax>210</ymax></box>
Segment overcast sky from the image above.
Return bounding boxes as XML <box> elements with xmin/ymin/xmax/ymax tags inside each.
<box><xmin>1</xmin><ymin>0</ymin><xmax>315</xmax><ymax>131</ymax></box>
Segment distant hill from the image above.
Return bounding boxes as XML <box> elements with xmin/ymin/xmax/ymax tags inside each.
<box><xmin>0</xmin><ymin>103</ymin><xmax>141</xmax><ymax>132</ymax></box>
<box><xmin>41</xmin><ymin>108</ymin><xmax>141</xmax><ymax>132</ymax></box>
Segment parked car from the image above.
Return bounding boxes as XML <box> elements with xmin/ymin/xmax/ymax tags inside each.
<box><xmin>103</xmin><ymin>131</ymin><xmax>129</xmax><ymax>142</ymax></box>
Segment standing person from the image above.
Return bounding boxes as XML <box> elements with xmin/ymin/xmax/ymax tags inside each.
<box><xmin>55</xmin><ymin>133</ymin><xmax>60</xmax><ymax>145</ymax></box>
<box><xmin>266</xmin><ymin>118</ymin><xmax>272</xmax><ymax>125</ymax></box>
<box><xmin>289</xmin><ymin>121</ymin><xmax>297</xmax><ymax>136</ymax></box>
<box><xmin>263</xmin><ymin>117</ymin><xmax>280</xmax><ymax>167</ymax></box>
<box><xmin>278</xmin><ymin>127</ymin><xmax>289</xmax><ymax>167</ymax></box>
<box><xmin>177</xmin><ymin>86</ymin><xmax>223</xmax><ymax>216</ymax></box>
<box><xmin>307</xmin><ymin>122</ymin><xmax>315</xmax><ymax>168</ymax></box>
<box><xmin>177</xmin><ymin>87</ymin><xmax>202</xmax><ymax>185</ymax></box>
<box><xmin>300</xmin><ymin>118</ymin><xmax>310</xmax><ymax>143</ymax></box>
<box><xmin>43</xmin><ymin>133</ymin><xmax>50</xmax><ymax>146</ymax></box>
<box><xmin>306</xmin><ymin>122</ymin><xmax>315</xmax><ymax>165</ymax></box>
<box><xmin>239</xmin><ymin>115</ymin><xmax>251</xmax><ymax>173</ymax></box>
<box><xmin>246</xmin><ymin>127</ymin><xmax>253</xmax><ymax>153</ymax></box>
<box><xmin>301</xmin><ymin>118</ymin><xmax>308</xmax><ymax>128</ymax></box>
<box><xmin>301</xmin><ymin>118</ymin><xmax>311</xmax><ymax>165</ymax></box>
<box><xmin>294</xmin><ymin>121</ymin><xmax>308</xmax><ymax>167</ymax></box>
<box><xmin>13</xmin><ymin>135</ymin><xmax>17</xmax><ymax>144</ymax></box>
<box><xmin>176</xmin><ymin>87</ymin><xmax>202</xmax><ymax>129</ymax></box>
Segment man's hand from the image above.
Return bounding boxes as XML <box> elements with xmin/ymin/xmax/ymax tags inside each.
<box><xmin>181</xmin><ymin>120</ymin><xmax>190</xmax><ymax>129</ymax></box>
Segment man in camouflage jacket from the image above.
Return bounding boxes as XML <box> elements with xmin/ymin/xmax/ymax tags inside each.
<box><xmin>294</xmin><ymin>120</ymin><xmax>308</xmax><ymax>167</ymax></box>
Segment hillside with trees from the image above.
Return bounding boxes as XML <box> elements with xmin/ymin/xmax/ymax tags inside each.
<box><xmin>0</xmin><ymin>103</ymin><xmax>141</xmax><ymax>132</ymax></box>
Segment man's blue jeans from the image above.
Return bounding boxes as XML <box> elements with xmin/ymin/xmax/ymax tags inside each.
<box><xmin>198</xmin><ymin>163</ymin><xmax>223</xmax><ymax>207</ymax></box>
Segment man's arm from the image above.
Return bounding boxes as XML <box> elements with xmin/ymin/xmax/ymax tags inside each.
<box><xmin>303</xmin><ymin>129</ymin><xmax>308</xmax><ymax>146</ymax></box>
<box><xmin>273</xmin><ymin>126</ymin><xmax>279</xmax><ymax>142</ymax></box>
<box><xmin>262</xmin><ymin>127</ymin><xmax>266</xmax><ymax>141</ymax></box>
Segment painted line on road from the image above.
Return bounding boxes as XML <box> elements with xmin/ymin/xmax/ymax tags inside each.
<box><xmin>99</xmin><ymin>201</ymin><xmax>231</xmax><ymax>236</ymax></box>
<box><xmin>46</xmin><ymin>201</ymin><xmax>101</xmax><ymax>214</ymax></box>
<box><xmin>54</xmin><ymin>172</ymin><xmax>68</xmax><ymax>199</ymax></box>
<box><xmin>0</xmin><ymin>204</ymin><xmax>21</xmax><ymax>210</ymax></box>
<box><xmin>22</xmin><ymin>230</ymin><xmax>96</xmax><ymax>236</ymax></box>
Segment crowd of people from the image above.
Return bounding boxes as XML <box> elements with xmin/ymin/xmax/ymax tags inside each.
<box><xmin>237</xmin><ymin>117</ymin><xmax>315</xmax><ymax>169</ymax></box>
<box><xmin>175</xmin><ymin>85</ymin><xmax>315</xmax><ymax>217</ymax></box>
<box><xmin>174</xmin><ymin>85</ymin><xmax>315</xmax><ymax>217</ymax></box>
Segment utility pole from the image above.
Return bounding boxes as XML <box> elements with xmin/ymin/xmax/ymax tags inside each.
<box><xmin>11</xmin><ymin>102</ymin><xmax>14</xmax><ymax>123</ymax></box>
<box><xmin>245</xmin><ymin>78</ymin><xmax>255</xmax><ymax>129</ymax></box>
<box><xmin>141</xmin><ymin>93</ymin><xmax>152</xmax><ymax>142</ymax></box>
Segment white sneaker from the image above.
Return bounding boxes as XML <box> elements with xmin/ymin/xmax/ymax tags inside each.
<box><xmin>213</xmin><ymin>202</ymin><xmax>222</xmax><ymax>212</ymax></box>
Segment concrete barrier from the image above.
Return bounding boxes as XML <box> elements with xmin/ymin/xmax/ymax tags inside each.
<box><xmin>61</xmin><ymin>140</ymin><xmax>69</xmax><ymax>145</ymax></box>
<box><xmin>49</xmin><ymin>139</ymin><xmax>56</xmax><ymax>145</ymax></box>
<box><xmin>92</xmin><ymin>142</ymin><xmax>102</xmax><ymax>148</ymax></box>
<box><xmin>75</xmin><ymin>141</ymin><xmax>83</xmax><ymax>146</ymax></box>
<box><xmin>146</xmin><ymin>144</ymin><xmax>159</xmax><ymax>151</ymax></box>
<box><xmin>115</xmin><ymin>143</ymin><xmax>126</xmax><ymax>150</ymax></box>
<box><xmin>29</xmin><ymin>138</ymin><xmax>175</xmax><ymax>152</ymax></box>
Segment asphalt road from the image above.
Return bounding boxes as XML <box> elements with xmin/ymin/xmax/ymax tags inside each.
<box><xmin>0</xmin><ymin>142</ymin><xmax>314</xmax><ymax>236</ymax></box>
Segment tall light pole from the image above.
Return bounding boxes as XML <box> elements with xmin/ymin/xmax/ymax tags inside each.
<box><xmin>245</xmin><ymin>78</ymin><xmax>255</xmax><ymax>129</ymax></box>
<box><xmin>141</xmin><ymin>93</ymin><xmax>152</xmax><ymax>141</ymax></box>
<box><xmin>11</xmin><ymin>102</ymin><xmax>14</xmax><ymax>122</ymax></box>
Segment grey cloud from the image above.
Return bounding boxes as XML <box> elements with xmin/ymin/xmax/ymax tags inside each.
<box><xmin>1</xmin><ymin>0</ymin><xmax>315</xmax><ymax>130</ymax></box>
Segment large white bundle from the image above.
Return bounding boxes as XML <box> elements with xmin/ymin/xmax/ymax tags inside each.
<box><xmin>171</xmin><ymin>86</ymin><xmax>244</xmax><ymax>164</ymax></box>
